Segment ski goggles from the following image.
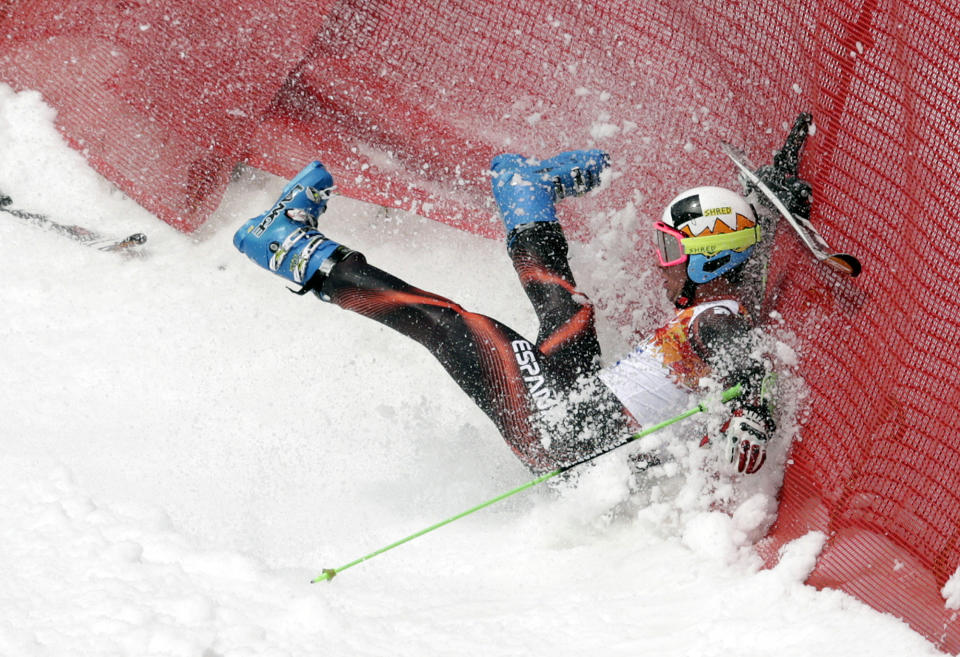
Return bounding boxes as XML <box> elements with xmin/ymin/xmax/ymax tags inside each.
<box><xmin>654</xmin><ymin>221</ymin><xmax>761</xmax><ymax>267</ymax></box>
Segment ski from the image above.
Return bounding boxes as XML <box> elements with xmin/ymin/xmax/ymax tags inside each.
<box><xmin>1</xmin><ymin>192</ymin><xmax>147</xmax><ymax>254</ymax></box>
<box><xmin>721</xmin><ymin>142</ymin><xmax>861</xmax><ymax>277</ymax></box>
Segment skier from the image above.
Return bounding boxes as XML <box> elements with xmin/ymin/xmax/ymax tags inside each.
<box><xmin>233</xmin><ymin>150</ymin><xmax>793</xmax><ymax>476</ymax></box>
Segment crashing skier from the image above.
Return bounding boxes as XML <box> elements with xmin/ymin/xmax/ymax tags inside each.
<box><xmin>232</xmin><ymin>142</ymin><xmax>810</xmax><ymax>477</ymax></box>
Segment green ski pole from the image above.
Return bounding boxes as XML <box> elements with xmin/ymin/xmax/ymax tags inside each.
<box><xmin>312</xmin><ymin>383</ymin><xmax>742</xmax><ymax>583</ymax></box>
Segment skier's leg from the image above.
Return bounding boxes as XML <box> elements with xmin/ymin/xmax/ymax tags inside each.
<box><xmin>508</xmin><ymin>222</ymin><xmax>602</xmax><ymax>383</ymax></box>
<box><xmin>316</xmin><ymin>252</ymin><xmax>561</xmax><ymax>472</ymax></box>
<box><xmin>490</xmin><ymin>150</ymin><xmax>609</xmax><ymax>386</ymax></box>
<box><xmin>319</xmin><ymin>252</ymin><xmax>638</xmax><ymax>470</ymax></box>
<box><xmin>233</xmin><ymin>161</ymin><xmax>568</xmax><ymax>471</ymax></box>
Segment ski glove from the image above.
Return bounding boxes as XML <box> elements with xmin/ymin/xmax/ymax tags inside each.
<box><xmin>721</xmin><ymin>405</ymin><xmax>775</xmax><ymax>475</ymax></box>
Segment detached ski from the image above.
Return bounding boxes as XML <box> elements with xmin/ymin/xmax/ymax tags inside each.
<box><xmin>1</xmin><ymin>192</ymin><xmax>146</xmax><ymax>254</ymax></box>
<box><xmin>721</xmin><ymin>143</ymin><xmax>861</xmax><ymax>277</ymax></box>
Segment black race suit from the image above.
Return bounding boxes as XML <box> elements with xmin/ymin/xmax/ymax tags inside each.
<box><xmin>314</xmin><ymin>223</ymin><xmax>632</xmax><ymax>473</ymax></box>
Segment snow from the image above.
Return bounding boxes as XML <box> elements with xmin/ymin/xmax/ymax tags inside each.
<box><xmin>943</xmin><ymin>566</ymin><xmax>960</xmax><ymax>610</ymax></box>
<box><xmin>0</xmin><ymin>84</ymin><xmax>944</xmax><ymax>656</ymax></box>
<box><xmin>589</xmin><ymin>121</ymin><xmax>621</xmax><ymax>140</ymax></box>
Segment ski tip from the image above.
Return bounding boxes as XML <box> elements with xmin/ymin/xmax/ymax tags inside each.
<box><xmin>825</xmin><ymin>253</ymin><xmax>862</xmax><ymax>277</ymax></box>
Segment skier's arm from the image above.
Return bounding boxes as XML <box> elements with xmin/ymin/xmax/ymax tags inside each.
<box><xmin>691</xmin><ymin>308</ymin><xmax>776</xmax><ymax>474</ymax></box>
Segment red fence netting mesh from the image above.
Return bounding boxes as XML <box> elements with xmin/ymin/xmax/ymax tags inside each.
<box><xmin>2</xmin><ymin>0</ymin><xmax>960</xmax><ymax>650</ymax></box>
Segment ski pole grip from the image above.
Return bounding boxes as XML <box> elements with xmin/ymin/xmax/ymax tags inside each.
<box><xmin>721</xmin><ymin>383</ymin><xmax>743</xmax><ymax>404</ymax></box>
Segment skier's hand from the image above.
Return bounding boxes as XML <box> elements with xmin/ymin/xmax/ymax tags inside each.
<box><xmin>720</xmin><ymin>405</ymin><xmax>775</xmax><ymax>475</ymax></box>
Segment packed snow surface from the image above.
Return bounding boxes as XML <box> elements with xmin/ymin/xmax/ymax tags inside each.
<box><xmin>0</xmin><ymin>85</ymin><xmax>941</xmax><ymax>656</ymax></box>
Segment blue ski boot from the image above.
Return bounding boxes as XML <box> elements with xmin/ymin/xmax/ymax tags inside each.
<box><xmin>490</xmin><ymin>149</ymin><xmax>609</xmax><ymax>245</ymax></box>
<box><xmin>233</xmin><ymin>161</ymin><xmax>351</xmax><ymax>291</ymax></box>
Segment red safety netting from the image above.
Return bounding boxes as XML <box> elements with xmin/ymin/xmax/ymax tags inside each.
<box><xmin>2</xmin><ymin>0</ymin><xmax>959</xmax><ymax>650</ymax></box>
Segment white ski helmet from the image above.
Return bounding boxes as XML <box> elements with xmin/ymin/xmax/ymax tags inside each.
<box><xmin>655</xmin><ymin>186</ymin><xmax>761</xmax><ymax>283</ymax></box>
